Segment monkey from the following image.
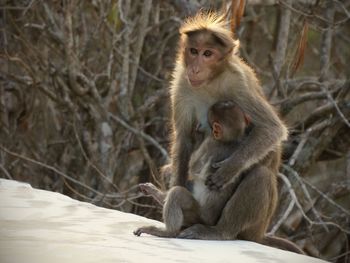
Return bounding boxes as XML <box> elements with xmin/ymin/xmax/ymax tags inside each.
<box><xmin>135</xmin><ymin>100</ymin><xmax>303</xmax><ymax>254</ymax></box>
<box><xmin>135</xmin><ymin>12</ymin><xmax>304</xmax><ymax>254</ymax></box>
<box><xmin>169</xmin><ymin>12</ymin><xmax>288</xmax><ymax>189</ymax></box>
<box><xmin>168</xmin><ymin>11</ymin><xmax>288</xmax><ymax>233</ymax></box>
<box><xmin>169</xmin><ymin>12</ymin><xmax>302</xmax><ymax>253</ymax></box>
<box><xmin>134</xmin><ymin>100</ymin><xmax>250</xmax><ymax>237</ymax></box>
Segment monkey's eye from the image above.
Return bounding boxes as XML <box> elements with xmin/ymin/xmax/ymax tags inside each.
<box><xmin>203</xmin><ymin>50</ymin><xmax>213</xmax><ymax>57</ymax></box>
<box><xmin>190</xmin><ymin>48</ymin><xmax>198</xmax><ymax>55</ymax></box>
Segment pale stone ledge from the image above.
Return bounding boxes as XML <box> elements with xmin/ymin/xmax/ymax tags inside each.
<box><xmin>0</xmin><ymin>179</ymin><xmax>326</xmax><ymax>263</ymax></box>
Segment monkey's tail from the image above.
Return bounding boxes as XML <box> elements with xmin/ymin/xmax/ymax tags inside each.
<box><xmin>261</xmin><ymin>235</ymin><xmax>305</xmax><ymax>255</ymax></box>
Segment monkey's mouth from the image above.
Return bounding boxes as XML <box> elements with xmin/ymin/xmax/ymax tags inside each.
<box><xmin>189</xmin><ymin>79</ymin><xmax>205</xmax><ymax>87</ymax></box>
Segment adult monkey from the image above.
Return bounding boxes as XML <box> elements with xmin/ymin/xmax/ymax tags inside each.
<box><xmin>135</xmin><ymin>11</ymin><xmax>296</xmax><ymax>250</ymax></box>
<box><xmin>168</xmin><ymin>12</ymin><xmax>288</xmax><ymax>241</ymax></box>
<box><xmin>170</xmin><ymin>12</ymin><xmax>287</xmax><ymax>188</ymax></box>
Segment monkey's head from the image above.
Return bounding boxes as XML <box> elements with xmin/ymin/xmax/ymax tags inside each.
<box><xmin>208</xmin><ymin>100</ymin><xmax>248</xmax><ymax>142</ymax></box>
<box><xmin>179</xmin><ymin>12</ymin><xmax>239</xmax><ymax>88</ymax></box>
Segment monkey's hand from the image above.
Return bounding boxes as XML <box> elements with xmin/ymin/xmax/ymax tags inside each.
<box><xmin>205</xmin><ymin>159</ymin><xmax>241</xmax><ymax>191</ymax></box>
<box><xmin>133</xmin><ymin>227</ymin><xmax>147</xmax><ymax>236</ymax></box>
<box><xmin>133</xmin><ymin>226</ymin><xmax>159</xmax><ymax>237</ymax></box>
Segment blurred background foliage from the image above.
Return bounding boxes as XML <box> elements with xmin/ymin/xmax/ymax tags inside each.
<box><xmin>0</xmin><ymin>0</ymin><xmax>349</xmax><ymax>261</ymax></box>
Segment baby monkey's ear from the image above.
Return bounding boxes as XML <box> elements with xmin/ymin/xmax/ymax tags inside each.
<box><xmin>244</xmin><ymin>114</ymin><xmax>251</xmax><ymax>126</ymax></box>
<box><xmin>212</xmin><ymin>122</ymin><xmax>222</xmax><ymax>140</ymax></box>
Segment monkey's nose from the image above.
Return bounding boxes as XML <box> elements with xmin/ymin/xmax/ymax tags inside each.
<box><xmin>192</xmin><ymin>67</ymin><xmax>200</xmax><ymax>74</ymax></box>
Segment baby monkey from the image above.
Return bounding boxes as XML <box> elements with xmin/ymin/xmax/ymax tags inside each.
<box><xmin>134</xmin><ymin>100</ymin><xmax>249</xmax><ymax>237</ymax></box>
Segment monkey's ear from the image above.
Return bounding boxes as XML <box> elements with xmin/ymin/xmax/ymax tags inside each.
<box><xmin>211</xmin><ymin>32</ymin><xmax>239</xmax><ymax>54</ymax></box>
<box><xmin>211</xmin><ymin>31</ymin><xmax>232</xmax><ymax>47</ymax></box>
<box><xmin>244</xmin><ymin>114</ymin><xmax>251</xmax><ymax>126</ymax></box>
<box><xmin>212</xmin><ymin>122</ymin><xmax>222</xmax><ymax>140</ymax></box>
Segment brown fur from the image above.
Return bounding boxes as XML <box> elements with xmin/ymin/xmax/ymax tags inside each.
<box><xmin>134</xmin><ymin>12</ymin><xmax>302</xmax><ymax>254</ymax></box>
<box><xmin>170</xmin><ymin>13</ymin><xmax>287</xmax><ymax>188</ymax></box>
<box><xmin>134</xmin><ymin>101</ymin><xmax>248</xmax><ymax>237</ymax></box>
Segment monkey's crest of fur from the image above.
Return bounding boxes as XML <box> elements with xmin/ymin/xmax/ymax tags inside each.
<box><xmin>180</xmin><ymin>12</ymin><xmax>229</xmax><ymax>34</ymax></box>
<box><xmin>180</xmin><ymin>12</ymin><xmax>239</xmax><ymax>53</ymax></box>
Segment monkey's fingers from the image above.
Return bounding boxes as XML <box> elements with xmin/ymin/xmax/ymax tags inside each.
<box><xmin>205</xmin><ymin>176</ymin><xmax>223</xmax><ymax>191</ymax></box>
<box><xmin>178</xmin><ymin>232</ymin><xmax>193</xmax><ymax>239</ymax></box>
<box><xmin>211</xmin><ymin>160</ymin><xmax>224</xmax><ymax>169</ymax></box>
<box><xmin>133</xmin><ymin>228</ymin><xmax>143</xmax><ymax>236</ymax></box>
<box><xmin>139</xmin><ymin>183</ymin><xmax>157</xmax><ymax>195</ymax></box>
<box><xmin>178</xmin><ymin>229</ymin><xmax>198</xmax><ymax>239</ymax></box>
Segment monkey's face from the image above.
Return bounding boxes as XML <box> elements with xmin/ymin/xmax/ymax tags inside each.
<box><xmin>185</xmin><ymin>46</ymin><xmax>223</xmax><ymax>88</ymax></box>
<box><xmin>184</xmin><ymin>32</ymin><xmax>228</xmax><ymax>88</ymax></box>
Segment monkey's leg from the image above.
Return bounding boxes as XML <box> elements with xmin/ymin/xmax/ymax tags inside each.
<box><xmin>139</xmin><ymin>183</ymin><xmax>166</xmax><ymax>205</ymax></box>
<box><xmin>134</xmin><ymin>186</ymin><xmax>201</xmax><ymax>238</ymax></box>
<box><xmin>179</xmin><ymin>166</ymin><xmax>276</xmax><ymax>240</ymax></box>
<box><xmin>163</xmin><ymin>186</ymin><xmax>201</xmax><ymax>232</ymax></box>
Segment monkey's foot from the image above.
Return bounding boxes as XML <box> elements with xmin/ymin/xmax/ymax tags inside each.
<box><xmin>138</xmin><ymin>183</ymin><xmax>165</xmax><ymax>205</ymax></box>
<box><xmin>178</xmin><ymin>224</ymin><xmax>223</xmax><ymax>240</ymax></box>
<box><xmin>178</xmin><ymin>224</ymin><xmax>209</xmax><ymax>239</ymax></box>
<box><xmin>139</xmin><ymin>183</ymin><xmax>157</xmax><ymax>195</ymax></box>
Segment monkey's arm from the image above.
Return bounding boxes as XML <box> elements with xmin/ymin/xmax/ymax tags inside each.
<box><xmin>170</xmin><ymin>98</ymin><xmax>195</xmax><ymax>187</ymax></box>
<box><xmin>235</xmin><ymin>92</ymin><xmax>288</xmax><ymax>169</ymax></box>
<box><xmin>171</xmin><ymin>134</ymin><xmax>193</xmax><ymax>186</ymax></box>
<box><xmin>206</xmin><ymin>91</ymin><xmax>287</xmax><ymax>190</ymax></box>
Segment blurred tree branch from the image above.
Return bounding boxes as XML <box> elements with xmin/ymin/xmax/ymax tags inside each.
<box><xmin>1</xmin><ymin>1</ymin><xmax>349</xmax><ymax>261</ymax></box>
